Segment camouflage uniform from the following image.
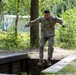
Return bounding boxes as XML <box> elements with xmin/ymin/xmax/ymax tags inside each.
<box><xmin>25</xmin><ymin>15</ymin><xmax>65</xmax><ymax>63</ymax></box>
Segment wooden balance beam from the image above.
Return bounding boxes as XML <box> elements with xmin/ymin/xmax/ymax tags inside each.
<box><xmin>42</xmin><ymin>54</ymin><xmax>76</xmax><ymax>74</ymax></box>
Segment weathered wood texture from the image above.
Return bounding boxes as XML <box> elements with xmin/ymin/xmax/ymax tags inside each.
<box><xmin>0</xmin><ymin>53</ymin><xmax>28</xmax><ymax>74</ymax></box>
<box><xmin>0</xmin><ymin>53</ymin><xmax>60</xmax><ymax>75</ymax></box>
<box><xmin>42</xmin><ymin>54</ymin><xmax>76</xmax><ymax>74</ymax></box>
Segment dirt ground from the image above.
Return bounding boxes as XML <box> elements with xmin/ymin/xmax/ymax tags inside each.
<box><xmin>27</xmin><ymin>47</ymin><xmax>76</xmax><ymax>60</ymax></box>
<box><xmin>0</xmin><ymin>47</ymin><xmax>76</xmax><ymax>60</ymax></box>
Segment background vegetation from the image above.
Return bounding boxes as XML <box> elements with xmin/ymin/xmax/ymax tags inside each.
<box><xmin>0</xmin><ymin>0</ymin><xmax>76</xmax><ymax>50</ymax></box>
<box><xmin>55</xmin><ymin>7</ymin><xmax>76</xmax><ymax>49</ymax></box>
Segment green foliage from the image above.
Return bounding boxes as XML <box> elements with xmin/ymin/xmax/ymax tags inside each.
<box><xmin>1</xmin><ymin>0</ymin><xmax>76</xmax><ymax>50</ymax></box>
<box><xmin>4</xmin><ymin>0</ymin><xmax>30</xmax><ymax>15</ymax></box>
<box><xmin>0</xmin><ymin>30</ymin><xmax>30</xmax><ymax>50</ymax></box>
<box><xmin>59</xmin><ymin>64</ymin><xmax>76</xmax><ymax>73</ymax></box>
<box><xmin>55</xmin><ymin>7</ymin><xmax>76</xmax><ymax>49</ymax></box>
<box><xmin>2</xmin><ymin>0</ymin><xmax>76</xmax><ymax>16</ymax></box>
<box><xmin>22</xmin><ymin>73</ymin><xmax>31</xmax><ymax>75</ymax></box>
<box><xmin>39</xmin><ymin>0</ymin><xmax>63</xmax><ymax>15</ymax></box>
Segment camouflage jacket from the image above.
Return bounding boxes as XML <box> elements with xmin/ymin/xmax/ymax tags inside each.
<box><xmin>26</xmin><ymin>15</ymin><xmax>65</xmax><ymax>37</ymax></box>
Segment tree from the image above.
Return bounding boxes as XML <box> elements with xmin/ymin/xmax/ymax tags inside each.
<box><xmin>4</xmin><ymin>0</ymin><xmax>30</xmax><ymax>15</ymax></box>
<box><xmin>0</xmin><ymin>0</ymin><xmax>2</xmax><ymax>23</ymax></box>
<box><xmin>0</xmin><ymin>0</ymin><xmax>2</xmax><ymax>14</ymax></box>
<box><xmin>15</xmin><ymin>0</ymin><xmax>20</xmax><ymax>38</ymax></box>
<box><xmin>30</xmin><ymin>0</ymin><xmax>39</xmax><ymax>48</ymax></box>
<box><xmin>0</xmin><ymin>0</ymin><xmax>4</xmax><ymax>29</ymax></box>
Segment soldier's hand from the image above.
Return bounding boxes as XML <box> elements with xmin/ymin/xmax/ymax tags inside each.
<box><xmin>62</xmin><ymin>23</ymin><xmax>66</xmax><ymax>28</ymax></box>
<box><xmin>62</xmin><ymin>25</ymin><xmax>66</xmax><ymax>28</ymax></box>
<box><xmin>24</xmin><ymin>22</ymin><xmax>30</xmax><ymax>28</ymax></box>
<box><xmin>24</xmin><ymin>24</ymin><xmax>28</xmax><ymax>28</ymax></box>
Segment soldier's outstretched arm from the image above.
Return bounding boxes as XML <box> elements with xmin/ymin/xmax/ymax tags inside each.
<box><xmin>24</xmin><ymin>17</ymin><xmax>41</xmax><ymax>28</ymax></box>
<box><xmin>55</xmin><ymin>17</ymin><xmax>66</xmax><ymax>27</ymax></box>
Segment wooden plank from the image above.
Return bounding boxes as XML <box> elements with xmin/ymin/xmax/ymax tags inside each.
<box><xmin>42</xmin><ymin>54</ymin><xmax>76</xmax><ymax>74</ymax></box>
<box><xmin>21</xmin><ymin>59</ymin><xmax>26</xmax><ymax>72</ymax></box>
<box><xmin>0</xmin><ymin>53</ymin><xmax>28</xmax><ymax>64</ymax></box>
<box><xmin>9</xmin><ymin>62</ymin><xmax>14</xmax><ymax>74</ymax></box>
<box><xmin>0</xmin><ymin>64</ymin><xmax>9</xmax><ymax>73</ymax></box>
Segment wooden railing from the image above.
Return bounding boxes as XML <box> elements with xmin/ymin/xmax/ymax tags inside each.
<box><xmin>0</xmin><ymin>53</ymin><xmax>29</xmax><ymax>75</ymax></box>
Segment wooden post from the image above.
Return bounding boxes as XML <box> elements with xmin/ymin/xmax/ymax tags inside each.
<box><xmin>9</xmin><ymin>62</ymin><xmax>14</xmax><ymax>74</ymax></box>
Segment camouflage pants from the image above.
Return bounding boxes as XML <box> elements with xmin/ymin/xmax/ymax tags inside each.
<box><xmin>39</xmin><ymin>36</ymin><xmax>54</xmax><ymax>62</ymax></box>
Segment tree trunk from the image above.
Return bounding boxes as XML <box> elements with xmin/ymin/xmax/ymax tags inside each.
<box><xmin>0</xmin><ymin>0</ymin><xmax>2</xmax><ymax>14</ymax></box>
<box><xmin>15</xmin><ymin>0</ymin><xmax>20</xmax><ymax>38</ymax></box>
<box><xmin>0</xmin><ymin>0</ymin><xmax>3</xmax><ymax>30</ymax></box>
<box><xmin>0</xmin><ymin>0</ymin><xmax>2</xmax><ymax>21</ymax></box>
<box><xmin>30</xmin><ymin>0</ymin><xmax>39</xmax><ymax>48</ymax></box>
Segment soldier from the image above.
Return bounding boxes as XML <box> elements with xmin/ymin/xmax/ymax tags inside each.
<box><xmin>25</xmin><ymin>10</ymin><xmax>66</xmax><ymax>66</ymax></box>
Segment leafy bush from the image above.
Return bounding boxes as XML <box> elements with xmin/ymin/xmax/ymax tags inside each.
<box><xmin>55</xmin><ymin>7</ymin><xmax>76</xmax><ymax>49</ymax></box>
<box><xmin>0</xmin><ymin>30</ymin><xmax>30</xmax><ymax>50</ymax></box>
